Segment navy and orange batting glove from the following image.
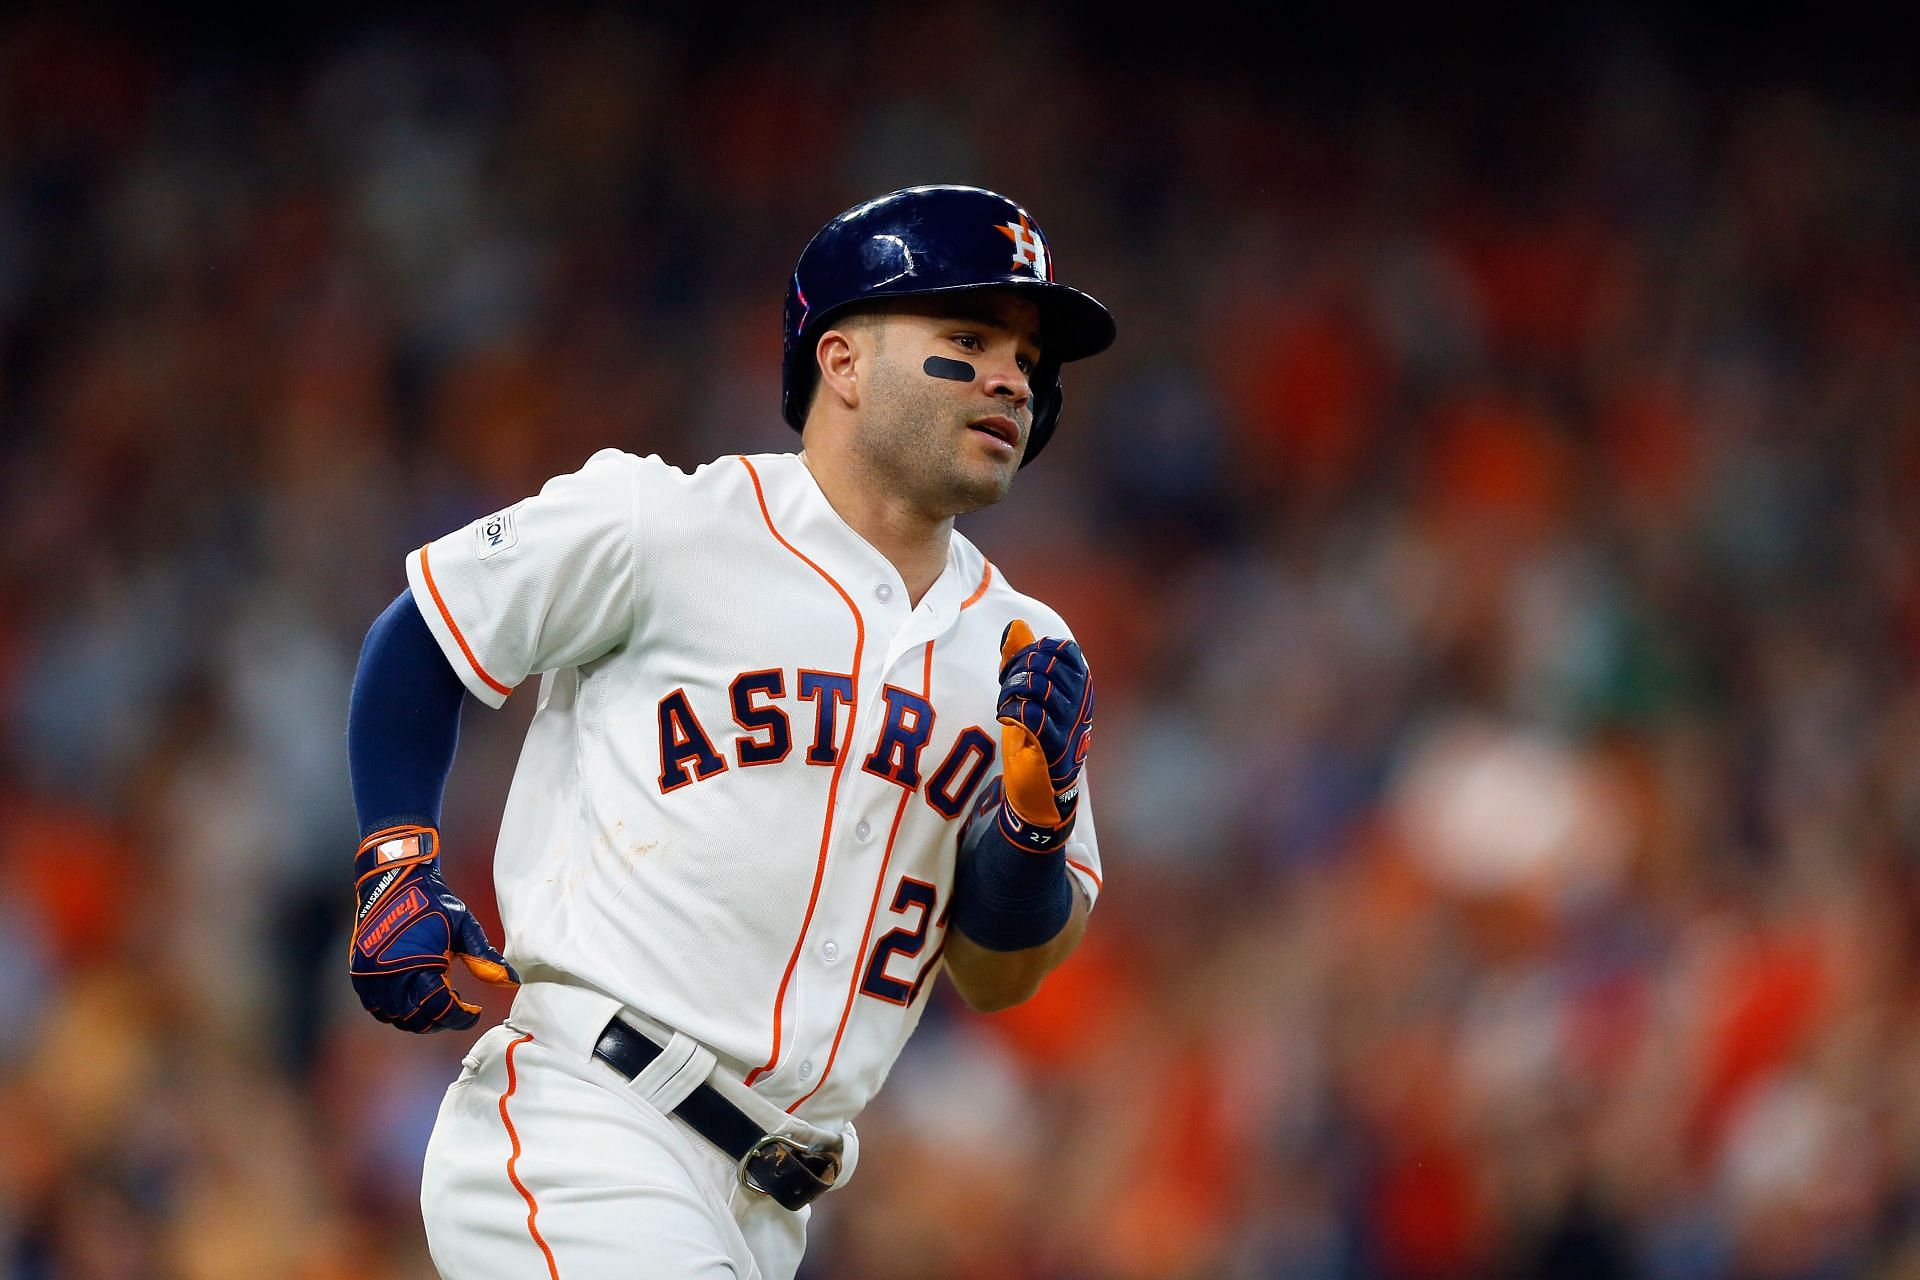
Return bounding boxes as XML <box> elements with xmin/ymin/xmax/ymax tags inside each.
<box><xmin>950</xmin><ymin>621</ymin><xmax>1093</xmax><ymax>952</ymax></box>
<box><xmin>995</xmin><ymin>619</ymin><xmax>1093</xmax><ymax>851</ymax></box>
<box><xmin>350</xmin><ymin>825</ymin><xmax>519</xmax><ymax>1034</ymax></box>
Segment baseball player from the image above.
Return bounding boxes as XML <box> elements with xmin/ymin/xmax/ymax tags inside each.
<box><xmin>344</xmin><ymin>186</ymin><xmax>1113</xmax><ymax>1279</ymax></box>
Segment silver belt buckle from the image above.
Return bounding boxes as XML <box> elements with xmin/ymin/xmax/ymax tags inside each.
<box><xmin>739</xmin><ymin>1133</ymin><xmax>841</xmax><ymax>1197</ymax></box>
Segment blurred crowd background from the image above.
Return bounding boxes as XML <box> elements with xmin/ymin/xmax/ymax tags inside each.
<box><xmin>4</xmin><ymin>6</ymin><xmax>1920</xmax><ymax>1279</ymax></box>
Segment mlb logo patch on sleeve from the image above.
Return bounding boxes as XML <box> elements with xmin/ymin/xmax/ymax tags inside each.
<box><xmin>475</xmin><ymin>505</ymin><xmax>521</xmax><ymax>560</ymax></box>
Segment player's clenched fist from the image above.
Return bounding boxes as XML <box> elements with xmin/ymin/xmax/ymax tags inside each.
<box><xmin>349</xmin><ymin>825</ymin><xmax>519</xmax><ymax>1033</ymax></box>
<box><xmin>950</xmin><ymin>619</ymin><xmax>1094</xmax><ymax>955</ymax></box>
<box><xmin>994</xmin><ymin>619</ymin><xmax>1093</xmax><ymax>849</ymax></box>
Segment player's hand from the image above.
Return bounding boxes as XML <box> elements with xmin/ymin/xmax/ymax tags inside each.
<box><xmin>349</xmin><ymin>825</ymin><xmax>520</xmax><ymax>1034</ymax></box>
<box><xmin>995</xmin><ymin>619</ymin><xmax>1093</xmax><ymax>847</ymax></box>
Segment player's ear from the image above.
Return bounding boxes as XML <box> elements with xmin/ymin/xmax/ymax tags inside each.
<box><xmin>814</xmin><ymin>327</ymin><xmax>864</xmax><ymax>412</ymax></box>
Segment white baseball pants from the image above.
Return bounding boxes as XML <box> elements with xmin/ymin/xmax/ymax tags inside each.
<box><xmin>420</xmin><ymin>982</ymin><xmax>857</xmax><ymax>1280</ymax></box>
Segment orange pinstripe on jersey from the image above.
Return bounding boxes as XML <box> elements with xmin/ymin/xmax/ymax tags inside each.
<box><xmin>1067</xmin><ymin>858</ymin><xmax>1102</xmax><ymax>889</ymax></box>
<box><xmin>787</xmin><ymin>639</ymin><xmax>936</xmax><ymax>1114</ymax></box>
<box><xmin>498</xmin><ymin>1033</ymin><xmax>561</xmax><ymax>1280</ymax></box>
<box><xmin>418</xmin><ymin>542</ymin><xmax>514</xmax><ymax>698</ymax></box>
<box><xmin>739</xmin><ymin>455</ymin><xmax>866</xmax><ymax>1087</ymax></box>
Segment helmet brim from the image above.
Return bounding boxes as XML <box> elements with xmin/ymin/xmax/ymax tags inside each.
<box><xmin>972</xmin><ymin>278</ymin><xmax>1115</xmax><ymax>365</ymax></box>
<box><xmin>856</xmin><ymin>278</ymin><xmax>1116</xmax><ymax>366</ymax></box>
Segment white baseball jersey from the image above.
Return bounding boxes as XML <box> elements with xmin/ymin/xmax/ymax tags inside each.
<box><xmin>405</xmin><ymin>448</ymin><xmax>1103</xmax><ymax>1129</ymax></box>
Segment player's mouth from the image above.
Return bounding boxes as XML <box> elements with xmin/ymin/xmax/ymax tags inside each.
<box><xmin>968</xmin><ymin>415</ymin><xmax>1022</xmax><ymax>451</ymax></box>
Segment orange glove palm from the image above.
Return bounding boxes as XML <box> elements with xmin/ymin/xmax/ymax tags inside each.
<box><xmin>995</xmin><ymin>619</ymin><xmax>1094</xmax><ymax>844</ymax></box>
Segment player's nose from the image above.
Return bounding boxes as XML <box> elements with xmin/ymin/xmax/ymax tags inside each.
<box><xmin>982</xmin><ymin>357</ymin><xmax>1031</xmax><ymax>409</ymax></box>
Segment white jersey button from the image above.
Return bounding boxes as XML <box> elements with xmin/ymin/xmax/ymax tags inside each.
<box><xmin>821</xmin><ymin>940</ymin><xmax>839</xmax><ymax>962</ymax></box>
<box><xmin>799</xmin><ymin>1060</ymin><xmax>814</xmax><ymax>1079</ymax></box>
<box><xmin>855</xmin><ymin>819</ymin><xmax>872</xmax><ymax>841</ymax></box>
<box><xmin>875</xmin><ymin>583</ymin><xmax>893</xmax><ymax>603</ymax></box>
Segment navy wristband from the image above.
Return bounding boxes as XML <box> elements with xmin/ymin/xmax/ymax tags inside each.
<box><xmin>950</xmin><ymin>812</ymin><xmax>1074</xmax><ymax>952</ymax></box>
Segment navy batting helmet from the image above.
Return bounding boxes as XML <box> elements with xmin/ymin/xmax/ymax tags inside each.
<box><xmin>782</xmin><ymin>185</ymin><xmax>1115</xmax><ymax>466</ymax></box>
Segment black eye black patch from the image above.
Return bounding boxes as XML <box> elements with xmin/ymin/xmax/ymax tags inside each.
<box><xmin>922</xmin><ymin>356</ymin><xmax>976</xmax><ymax>382</ymax></box>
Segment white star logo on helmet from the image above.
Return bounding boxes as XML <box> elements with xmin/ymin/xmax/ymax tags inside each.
<box><xmin>996</xmin><ymin>216</ymin><xmax>1049</xmax><ymax>279</ymax></box>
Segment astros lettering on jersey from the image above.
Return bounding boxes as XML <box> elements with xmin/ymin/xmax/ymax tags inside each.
<box><xmin>407</xmin><ymin>448</ymin><xmax>1104</xmax><ymax>1126</ymax></box>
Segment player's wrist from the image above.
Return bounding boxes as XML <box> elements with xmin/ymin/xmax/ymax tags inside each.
<box><xmin>354</xmin><ymin>823</ymin><xmax>440</xmax><ymax>881</ymax></box>
<box><xmin>359</xmin><ymin>815</ymin><xmax>440</xmax><ymax>843</ymax></box>
<box><xmin>953</xmin><ymin>811</ymin><xmax>1074</xmax><ymax>952</ymax></box>
<box><xmin>996</xmin><ymin>793</ymin><xmax>1076</xmax><ymax>853</ymax></box>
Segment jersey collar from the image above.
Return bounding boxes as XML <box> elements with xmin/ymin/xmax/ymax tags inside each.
<box><xmin>755</xmin><ymin>452</ymin><xmax>988</xmax><ymax>642</ymax></box>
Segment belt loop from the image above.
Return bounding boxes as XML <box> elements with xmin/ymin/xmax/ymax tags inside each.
<box><xmin>626</xmin><ymin>1030</ymin><xmax>716</xmax><ymax>1115</ymax></box>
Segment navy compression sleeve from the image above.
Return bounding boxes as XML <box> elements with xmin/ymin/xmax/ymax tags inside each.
<box><xmin>348</xmin><ymin>588</ymin><xmax>467</xmax><ymax>838</ymax></box>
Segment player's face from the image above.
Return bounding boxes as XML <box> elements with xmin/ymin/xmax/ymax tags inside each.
<box><xmin>852</xmin><ymin>293</ymin><xmax>1043</xmax><ymax>517</ymax></box>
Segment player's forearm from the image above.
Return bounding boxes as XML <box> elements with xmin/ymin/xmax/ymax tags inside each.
<box><xmin>944</xmin><ymin>883</ymin><xmax>1087</xmax><ymax>1012</ymax></box>
<box><xmin>946</xmin><ymin>775</ymin><xmax>1091</xmax><ymax>1013</ymax></box>
<box><xmin>348</xmin><ymin>588</ymin><xmax>468</xmax><ymax>835</ymax></box>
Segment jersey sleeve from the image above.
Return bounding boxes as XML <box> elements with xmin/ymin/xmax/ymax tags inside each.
<box><xmin>405</xmin><ymin>448</ymin><xmax>640</xmax><ymax>708</ymax></box>
<box><xmin>1062</xmin><ymin>771</ymin><xmax>1103</xmax><ymax>909</ymax></box>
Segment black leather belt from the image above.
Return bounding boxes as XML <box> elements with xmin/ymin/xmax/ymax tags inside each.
<box><xmin>591</xmin><ymin>1017</ymin><xmax>841</xmax><ymax>1212</ymax></box>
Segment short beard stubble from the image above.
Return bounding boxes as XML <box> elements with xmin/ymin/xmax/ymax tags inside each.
<box><xmin>851</xmin><ymin>348</ymin><xmax>1018</xmax><ymax>520</ymax></box>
